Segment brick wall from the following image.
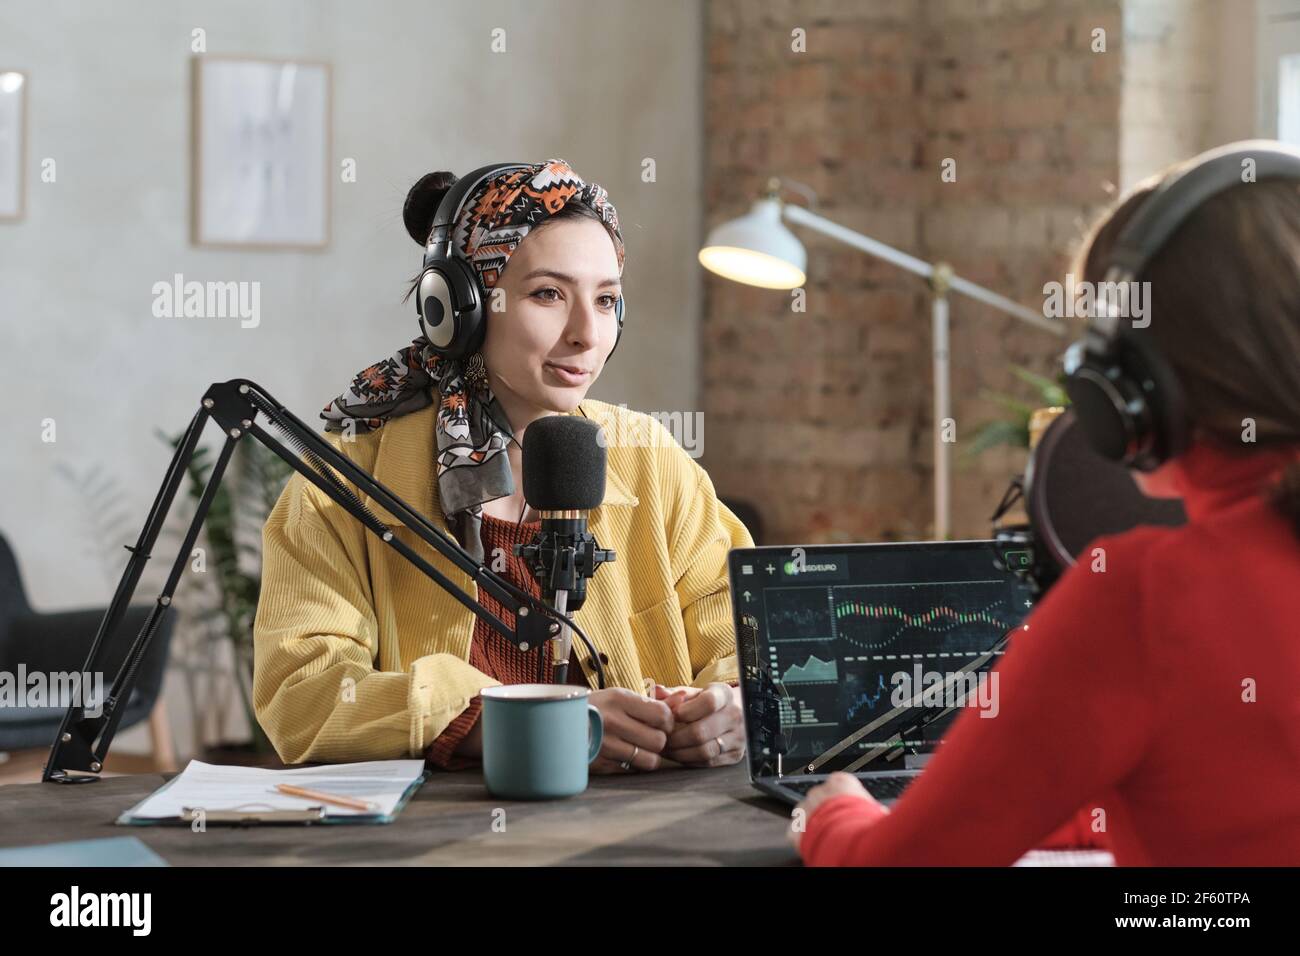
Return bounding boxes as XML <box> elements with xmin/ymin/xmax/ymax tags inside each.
<box><xmin>702</xmin><ymin>0</ymin><xmax>1125</xmax><ymax>544</ymax></box>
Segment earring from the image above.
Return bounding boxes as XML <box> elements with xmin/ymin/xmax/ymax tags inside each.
<box><xmin>462</xmin><ymin>351</ymin><xmax>490</xmax><ymax>395</ymax></box>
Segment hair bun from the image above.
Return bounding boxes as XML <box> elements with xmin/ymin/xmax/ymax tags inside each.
<box><xmin>403</xmin><ymin>170</ymin><xmax>459</xmax><ymax>246</ymax></box>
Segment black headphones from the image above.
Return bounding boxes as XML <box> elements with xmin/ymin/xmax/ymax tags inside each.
<box><xmin>415</xmin><ymin>161</ymin><xmax>627</xmax><ymax>361</ymax></box>
<box><xmin>1064</xmin><ymin>140</ymin><xmax>1300</xmax><ymax>471</ymax></box>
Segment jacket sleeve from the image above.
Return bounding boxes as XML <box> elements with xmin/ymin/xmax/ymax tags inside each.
<box><xmin>253</xmin><ymin>471</ymin><xmax>500</xmax><ymax>764</ymax></box>
<box><xmin>659</xmin><ymin>441</ymin><xmax>755</xmax><ymax>689</ymax></box>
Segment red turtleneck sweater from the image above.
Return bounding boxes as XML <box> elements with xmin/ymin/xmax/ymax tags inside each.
<box><xmin>801</xmin><ymin>440</ymin><xmax>1300</xmax><ymax>866</ymax></box>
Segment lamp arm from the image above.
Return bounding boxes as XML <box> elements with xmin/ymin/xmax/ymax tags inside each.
<box><xmin>781</xmin><ymin>204</ymin><xmax>1064</xmax><ymax>336</ymax></box>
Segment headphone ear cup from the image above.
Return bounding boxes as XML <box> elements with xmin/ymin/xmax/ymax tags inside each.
<box><xmin>417</xmin><ymin>267</ymin><xmax>457</xmax><ymax>351</ymax></box>
<box><xmin>1066</xmin><ymin>329</ymin><xmax>1190</xmax><ymax>470</ymax></box>
<box><xmin>444</xmin><ymin>256</ymin><xmax>484</xmax><ymax>359</ymax></box>
<box><xmin>419</xmin><ymin>258</ymin><xmax>484</xmax><ymax>359</ymax></box>
<box><xmin>1064</xmin><ymin>358</ymin><xmax>1132</xmax><ymax>464</ymax></box>
<box><xmin>1120</xmin><ymin>330</ymin><xmax>1189</xmax><ymax>466</ymax></box>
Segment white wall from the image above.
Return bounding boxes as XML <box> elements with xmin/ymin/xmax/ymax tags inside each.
<box><xmin>1215</xmin><ymin>0</ymin><xmax>1259</xmax><ymax>144</ymax></box>
<box><xmin>1120</xmin><ymin>0</ymin><xmax>1260</xmax><ymax>189</ymax></box>
<box><xmin>1120</xmin><ymin>0</ymin><xmax>1218</xmax><ymax>189</ymax></box>
<box><xmin>0</xmin><ymin>0</ymin><xmax>703</xmax><ymax>756</ymax></box>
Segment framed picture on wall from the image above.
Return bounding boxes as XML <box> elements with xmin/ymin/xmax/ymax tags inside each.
<box><xmin>0</xmin><ymin>70</ymin><xmax>26</xmax><ymax>221</ymax></box>
<box><xmin>191</xmin><ymin>55</ymin><xmax>330</xmax><ymax>249</ymax></box>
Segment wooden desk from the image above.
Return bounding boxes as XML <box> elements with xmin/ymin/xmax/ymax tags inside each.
<box><xmin>0</xmin><ymin>762</ymin><xmax>800</xmax><ymax>866</ymax></box>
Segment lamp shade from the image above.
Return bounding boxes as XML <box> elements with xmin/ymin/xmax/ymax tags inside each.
<box><xmin>698</xmin><ymin>198</ymin><xmax>807</xmax><ymax>289</ymax></box>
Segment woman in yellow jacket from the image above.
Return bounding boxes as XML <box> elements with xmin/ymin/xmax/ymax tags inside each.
<box><xmin>253</xmin><ymin>159</ymin><xmax>754</xmax><ymax>772</ymax></box>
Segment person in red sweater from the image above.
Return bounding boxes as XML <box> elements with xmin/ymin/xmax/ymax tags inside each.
<box><xmin>791</xmin><ymin>164</ymin><xmax>1300</xmax><ymax>867</ymax></box>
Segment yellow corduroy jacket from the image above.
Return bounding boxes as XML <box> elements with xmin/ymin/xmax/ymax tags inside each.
<box><xmin>252</xmin><ymin>395</ymin><xmax>754</xmax><ymax>764</ymax></box>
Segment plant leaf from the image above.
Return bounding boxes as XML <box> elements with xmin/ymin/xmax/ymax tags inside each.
<box><xmin>964</xmin><ymin>419</ymin><xmax>1028</xmax><ymax>457</ymax></box>
<box><xmin>1010</xmin><ymin>365</ymin><xmax>1070</xmax><ymax>406</ymax></box>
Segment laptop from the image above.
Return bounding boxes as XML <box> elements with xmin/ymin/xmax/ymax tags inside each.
<box><xmin>727</xmin><ymin>540</ymin><xmax>1035</xmax><ymax>807</ymax></box>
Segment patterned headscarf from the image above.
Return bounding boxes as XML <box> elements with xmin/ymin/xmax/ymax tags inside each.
<box><xmin>320</xmin><ymin>159</ymin><xmax>625</xmax><ymax>562</ymax></box>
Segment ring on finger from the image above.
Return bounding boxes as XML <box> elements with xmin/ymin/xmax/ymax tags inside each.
<box><xmin>715</xmin><ymin>736</ymin><xmax>726</xmax><ymax>757</ymax></box>
<box><xmin>619</xmin><ymin>744</ymin><xmax>640</xmax><ymax>771</ymax></box>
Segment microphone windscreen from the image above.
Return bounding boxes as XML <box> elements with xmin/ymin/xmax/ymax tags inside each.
<box><xmin>1028</xmin><ymin>410</ymin><xmax>1185</xmax><ymax>571</ymax></box>
<box><xmin>521</xmin><ymin>415</ymin><xmax>608</xmax><ymax>511</ymax></box>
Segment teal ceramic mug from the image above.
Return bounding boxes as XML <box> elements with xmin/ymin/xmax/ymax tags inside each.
<box><xmin>480</xmin><ymin>684</ymin><xmax>604</xmax><ymax>799</ymax></box>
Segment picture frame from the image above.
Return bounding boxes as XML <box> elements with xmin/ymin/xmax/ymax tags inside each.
<box><xmin>0</xmin><ymin>69</ymin><xmax>27</xmax><ymax>222</ymax></box>
<box><xmin>191</xmin><ymin>55</ymin><xmax>331</xmax><ymax>249</ymax></box>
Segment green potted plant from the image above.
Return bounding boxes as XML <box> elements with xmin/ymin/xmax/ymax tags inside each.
<box><xmin>965</xmin><ymin>365</ymin><xmax>1071</xmax><ymax>457</ymax></box>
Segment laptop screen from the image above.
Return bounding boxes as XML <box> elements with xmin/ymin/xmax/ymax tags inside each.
<box><xmin>727</xmin><ymin>541</ymin><xmax>1036</xmax><ymax>780</ymax></box>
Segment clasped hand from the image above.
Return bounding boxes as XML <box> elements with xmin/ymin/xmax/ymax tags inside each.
<box><xmin>588</xmin><ymin>682</ymin><xmax>746</xmax><ymax>774</ymax></box>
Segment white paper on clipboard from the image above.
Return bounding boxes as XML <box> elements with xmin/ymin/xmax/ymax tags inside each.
<box><xmin>118</xmin><ymin>759</ymin><xmax>426</xmax><ymax>822</ymax></box>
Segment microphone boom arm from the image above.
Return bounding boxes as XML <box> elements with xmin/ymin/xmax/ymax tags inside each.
<box><xmin>43</xmin><ymin>378</ymin><xmax>604</xmax><ymax>784</ymax></box>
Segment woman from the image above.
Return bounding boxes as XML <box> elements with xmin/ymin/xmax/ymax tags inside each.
<box><xmin>791</xmin><ymin>162</ymin><xmax>1300</xmax><ymax>866</ymax></box>
<box><xmin>253</xmin><ymin>159</ymin><xmax>753</xmax><ymax>774</ymax></box>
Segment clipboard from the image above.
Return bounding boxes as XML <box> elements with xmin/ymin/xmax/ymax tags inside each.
<box><xmin>115</xmin><ymin>770</ymin><xmax>429</xmax><ymax>826</ymax></box>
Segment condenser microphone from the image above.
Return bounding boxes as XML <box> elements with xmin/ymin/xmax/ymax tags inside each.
<box><xmin>514</xmin><ymin>414</ymin><xmax>616</xmax><ymax>684</ymax></box>
<box><xmin>993</xmin><ymin>409</ymin><xmax>1186</xmax><ymax>591</ymax></box>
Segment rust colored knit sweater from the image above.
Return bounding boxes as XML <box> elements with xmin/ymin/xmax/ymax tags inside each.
<box><xmin>424</xmin><ymin>512</ymin><xmax>589</xmax><ymax>769</ymax></box>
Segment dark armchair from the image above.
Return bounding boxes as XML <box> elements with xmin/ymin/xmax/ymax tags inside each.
<box><xmin>720</xmin><ymin>497</ymin><xmax>766</xmax><ymax>547</ymax></box>
<box><xmin>0</xmin><ymin>532</ymin><xmax>175</xmax><ymax>757</ymax></box>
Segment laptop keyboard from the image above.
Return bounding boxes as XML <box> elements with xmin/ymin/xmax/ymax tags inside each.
<box><xmin>779</xmin><ymin>774</ymin><xmax>914</xmax><ymax>801</ymax></box>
